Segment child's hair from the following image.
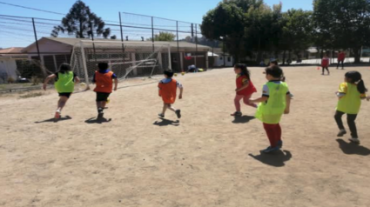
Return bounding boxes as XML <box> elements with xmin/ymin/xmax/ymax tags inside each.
<box><xmin>234</xmin><ymin>63</ymin><xmax>250</xmax><ymax>80</ymax></box>
<box><xmin>265</xmin><ymin>66</ymin><xmax>283</xmax><ymax>78</ymax></box>
<box><xmin>98</xmin><ymin>62</ymin><xmax>109</xmax><ymax>70</ymax></box>
<box><xmin>345</xmin><ymin>71</ymin><xmax>367</xmax><ymax>94</ymax></box>
<box><xmin>58</xmin><ymin>63</ymin><xmax>71</xmax><ymax>74</ymax></box>
<box><xmin>164</xmin><ymin>69</ymin><xmax>174</xmax><ymax>78</ymax></box>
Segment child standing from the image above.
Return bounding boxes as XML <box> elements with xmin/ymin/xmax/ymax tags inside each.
<box><xmin>93</xmin><ymin>62</ymin><xmax>118</xmax><ymax>120</ymax></box>
<box><xmin>158</xmin><ymin>70</ymin><xmax>183</xmax><ymax>119</ymax></box>
<box><xmin>321</xmin><ymin>54</ymin><xmax>330</xmax><ymax>75</ymax></box>
<box><xmin>335</xmin><ymin>71</ymin><xmax>369</xmax><ymax>143</ymax></box>
<box><xmin>231</xmin><ymin>63</ymin><xmax>257</xmax><ymax>117</ymax></box>
<box><xmin>43</xmin><ymin>63</ymin><xmax>80</xmax><ymax>120</ymax></box>
<box><xmin>251</xmin><ymin>66</ymin><xmax>291</xmax><ymax>153</ymax></box>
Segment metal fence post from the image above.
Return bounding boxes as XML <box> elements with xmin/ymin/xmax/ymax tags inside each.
<box><xmin>32</xmin><ymin>18</ymin><xmax>46</xmax><ymax>77</ymax></box>
<box><xmin>151</xmin><ymin>16</ymin><xmax>155</xmax><ymax>53</ymax></box>
<box><xmin>176</xmin><ymin>21</ymin><xmax>180</xmax><ymax>72</ymax></box>
<box><xmin>195</xmin><ymin>24</ymin><xmax>198</xmax><ymax>67</ymax></box>
<box><xmin>119</xmin><ymin>12</ymin><xmax>125</xmax><ymax>62</ymax></box>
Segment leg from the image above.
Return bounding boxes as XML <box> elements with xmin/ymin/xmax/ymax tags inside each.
<box><xmin>322</xmin><ymin>67</ymin><xmax>325</xmax><ymax>74</ymax></box>
<box><xmin>326</xmin><ymin>67</ymin><xmax>330</xmax><ymax>75</ymax></box>
<box><xmin>234</xmin><ymin>95</ymin><xmax>243</xmax><ymax>112</ymax></box>
<box><xmin>334</xmin><ymin>111</ymin><xmax>347</xmax><ymax>136</ymax></box>
<box><xmin>161</xmin><ymin>103</ymin><xmax>168</xmax><ymax>115</ymax></box>
<box><xmin>263</xmin><ymin>123</ymin><xmax>276</xmax><ymax>147</ymax></box>
<box><xmin>243</xmin><ymin>94</ymin><xmax>257</xmax><ymax>108</ymax></box>
<box><xmin>347</xmin><ymin>114</ymin><xmax>358</xmax><ymax>138</ymax></box>
<box><xmin>57</xmin><ymin>96</ymin><xmax>69</xmax><ymax>112</ymax></box>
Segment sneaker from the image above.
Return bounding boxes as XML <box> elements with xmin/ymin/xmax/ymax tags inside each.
<box><xmin>277</xmin><ymin>140</ymin><xmax>283</xmax><ymax>149</ymax></box>
<box><xmin>175</xmin><ymin>110</ymin><xmax>181</xmax><ymax>119</ymax></box>
<box><xmin>261</xmin><ymin>146</ymin><xmax>280</xmax><ymax>154</ymax></box>
<box><xmin>337</xmin><ymin>129</ymin><xmax>347</xmax><ymax>137</ymax></box>
<box><xmin>158</xmin><ymin>113</ymin><xmax>165</xmax><ymax>118</ymax></box>
<box><xmin>231</xmin><ymin>112</ymin><xmax>242</xmax><ymax>117</ymax></box>
<box><xmin>349</xmin><ymin>137</ymin><xmax>360</xmax><ymax>143</ymax></box>
<box><xmin>54</xmin><ymin>111</ymin><xmax>61</xmax><ymax>120</ymax></box>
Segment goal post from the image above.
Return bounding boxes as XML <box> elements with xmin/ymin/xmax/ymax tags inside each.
<box><xmin>70</xmin><ymin>40</ymin><xmax>172</xmax><ymax>87</ymax></box>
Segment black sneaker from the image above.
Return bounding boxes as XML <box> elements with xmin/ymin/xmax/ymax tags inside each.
<box><xmin>158</xmin><ymin>113</ymin><xmax>165</xmax><ymax>118</ymax></box>
<box><xmin>337</xmin><ymin>129</ymin><xmax>347</xmax><ymax>137</ymax></box>
<box><xmin>231</xmin><ymin>112</ymin><xmax>242</xmax><ymax>117</ymax></box>
<box><xmin>175</xmin><ymin>110</ymin><xmax>181</xmax><ymax>119</ymax></box>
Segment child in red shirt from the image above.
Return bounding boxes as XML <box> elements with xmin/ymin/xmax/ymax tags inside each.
<box><xmin>321</xmin><ymin>54</ymin><xmax>330</xmax><ymax>75</ymax></box>
<box><xmin>231</xmin><ymin>63</ymin><xmax>257</xmax><ymax>117</ymax></box>
<box><xmin>158</xmin><ymin>70</ymin><xmax>183</xmax><ymax>119</ymax></box>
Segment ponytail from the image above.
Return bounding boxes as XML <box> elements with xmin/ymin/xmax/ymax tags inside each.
<box><xmin>357</xmin><ymin>79</ymin><xmax>367</xmax><ymax>94</ymax></box>
<box><xmin>345</xmin><ymin>71</ymin><xmax>367</xmax><ymax>94</ymax></box>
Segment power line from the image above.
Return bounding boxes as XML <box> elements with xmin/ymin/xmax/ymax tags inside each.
<box><xmin>0</xmin><ymin>1</ymin><xmax>65</xmax><ymax>16</ymax></box>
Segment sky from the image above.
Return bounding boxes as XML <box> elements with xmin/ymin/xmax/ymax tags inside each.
<box><xmin>0</xmin><ymin>0</ymin><xmax>313</xmax><ymax>48</ymax></box>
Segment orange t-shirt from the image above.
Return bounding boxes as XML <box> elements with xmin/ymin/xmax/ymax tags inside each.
<box><xmin>158</xmin><ymin>79</ymin><xmax>179</xmax><ymax>104</ymax></box>
<box><xmin>94</xmin><ymin>71</ymin><xmax>114</xmax><ymax>93</ymax></box>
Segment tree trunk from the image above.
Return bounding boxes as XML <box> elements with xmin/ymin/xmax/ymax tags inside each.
<box><xmin>282</xmin><ymin>51</ymin><xmax>286</xmax><ymax>65</ymax></box>
<box><xmin>353</xmin><ymin>47</ymin><xmax>361</xmax><ymax>63</ymax></box>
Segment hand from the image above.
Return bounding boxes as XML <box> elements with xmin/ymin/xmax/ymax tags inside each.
<box><xmin>179</xmin><ymin>94</ymin><xmax>183</xmax><ymax>99</ymax></box>
<box><xmin>235</xmin><ymin>88</ymin><xmax>239</xmax><ymax>92</ymax></box>
<box><xmin>284</xmin><ymin>108</ymin><xmax>290</xmax><ymax>114</ymax></box>
<box><xmin>43</xmin><ymin>84</ymin><xmax>47</xmax><ymax>91</ymax></box>
<box><xmin>158</xmin><ymin>94</ymin><xmax>161</xmax><ymax>97</ymax></box>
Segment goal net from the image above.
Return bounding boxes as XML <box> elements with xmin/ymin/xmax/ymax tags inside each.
<box><xmin>70</xmin><ymin>40</ymin><xmax>171</xmax><ymax>86</ymax></box>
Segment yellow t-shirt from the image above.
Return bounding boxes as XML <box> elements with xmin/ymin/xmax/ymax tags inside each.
<box><xmin>336</xmin><ymin>82</ymin><xmax>366</xmax><ymax>114</ymax></box>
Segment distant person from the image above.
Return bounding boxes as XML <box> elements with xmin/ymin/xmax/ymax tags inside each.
<box><xmin>251</xmin><ymin>66</ymin><xmax>292</xmax><ymax>153</ymax></box>
<box><xmin>158</xmin><ymin>70</ymin><xmax>183</xmax><ymax>119</ymax></box>
<box><xmin>43</xmin><ymin>63</ymin><xmax>80</xmax><ymax>121</ymax></box>
<box><xmin>231</xmin><ymin>63</ymin><xmax>257</xmax><ymax>117</ymax></box>
<box><xmin>337</xmin><ymin>51</ymin><xmax>346</xmax><ymax>69</ymax></box>
<box><xmin>335</xmin><ymin>71</ymin><xmax>369</xmax><ymax>143</ymax></box>
<box><xmin>93</xmin><ymin>62</ymin><xmax>118</xmax><ymax>120</ymax></box>
<box><xmin>321</xmin><ymin>54</ymin><xmax>330</xmax><ymax>75</ymax></box>
<box><xmin>270</xmin><ymin>59</ymin><xmax>286</xmax><ymax>82</ymax></box>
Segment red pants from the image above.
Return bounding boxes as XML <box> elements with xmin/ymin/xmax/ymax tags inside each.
<box><xmin>234</xmin><ymin>94</ymin><xmax>257</xmax><ymax>111</ymax></box>
<box><xmin>263</xmin><ymin>123</ymin><xmax>282</xmax><ymax>147</ymax></box>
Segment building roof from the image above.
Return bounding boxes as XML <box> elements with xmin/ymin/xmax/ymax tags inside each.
<box><xmin>24</xmin><ymin>37</ymin><xmax>210</xmax><ymax>52</ymax></box>
<box><xmin>0</xmin><ymin>47</ymin><xmax>24</xmax><ymax>54</ymax></box>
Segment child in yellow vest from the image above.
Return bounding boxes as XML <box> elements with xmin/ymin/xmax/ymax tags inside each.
<box><xmin>43</xmin><ymin>63</ymin><xmax>80</xmax><ymax>120</ymax></box>
<box><xmin>335</xmin><ymin>71</ymin><xmax>369</xmax><ymax>143</ymax></box>
<box><xmin>251</xmin><ymin>66</ymin><xmax>291</xmax><ymax>153</ymax></box>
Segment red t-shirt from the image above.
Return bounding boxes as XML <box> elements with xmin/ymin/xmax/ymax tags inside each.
<box><xmin>338</xmin><ymin>52</ymin><xmax>345</xmax><ymax>61</ymax></box>
<box><xmin>321</xmin><ymin>58</ymin><xmax>329</xmax><ymax>67</ymax></box>
<box><xmin>236</xmin><ymin>74</ymin><xmax>257</xmax><ymax>96</ymax></box>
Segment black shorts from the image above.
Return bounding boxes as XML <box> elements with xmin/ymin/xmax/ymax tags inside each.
<box><xmin>59</xmin><ymin>93</ymin><xmax>72</xmax><ymax>98</ymax></box>
<box><xmin>96</xmin><ymin>92</ymin><xmax>111</xmax><ymax>102</ymax></box>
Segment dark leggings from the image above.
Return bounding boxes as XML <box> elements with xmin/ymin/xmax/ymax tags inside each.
<box><xmin>322</xmin><ymin>67</ymin><xmax>329</xmax><ymax>74</ymax></box>
<box><xmin>334</xmin><ymin>111</ymin><xmax>358</xmax><ymax>138</ymax></box>
<box><xmin>337</xmin><ymin>60</ymin><xmax>344</xmax><ymax>69</ymax></box>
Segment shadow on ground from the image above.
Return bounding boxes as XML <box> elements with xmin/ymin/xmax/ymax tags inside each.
<box><xmin>336</xmin><ymin>139</ymin><xmax>370</xmax><ymax>156</ymax></box>
<box><xmin>232</xmin><ymin>115</ymin><xmax>255</xmax><ymax>124</ymax></box>
<box><xmin>85</xmin><ymin>117</ymin><xmax>112</xmax><ymax>124</ymax></box>
<box><xmin>35</xmin><ymin>116</ymin><xmax>72</xmax><ymax>123</ymax></box>
<box><xmin>153</xmin><ymin>118</ymin><xmax>180</xmax><ymax>126</ymax></box>
<box><xmin>249</xmin><ymin>150</ymin><xmax>292</xmax><ymax>167</ymax></box>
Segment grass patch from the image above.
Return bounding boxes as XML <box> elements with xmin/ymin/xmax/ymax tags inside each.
<box><xmin>19</xmin><ymin>92</ymin><xmax>43</xmax><ymax>99</ymax></box>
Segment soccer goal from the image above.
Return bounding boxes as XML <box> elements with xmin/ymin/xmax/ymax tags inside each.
<box><xmin>70</xmin><ymin>40</ymin><xmax>172</xmax><ymax>86</ymax></box>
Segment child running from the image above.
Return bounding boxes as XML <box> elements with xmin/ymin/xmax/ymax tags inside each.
<box><xmin>335</xmin><ymin>71</ymin><xmax>369</xmax><ymax>143</ymax></box>
<box><xmin>321</xmin><ymin>54</ymin><xmax>330</xmax><ymax>75</ymax></box>
<box><xmin>269</xmin><ymin>59</ymin><xmax>286</xmax><ymax>82</ymax></box>
<box><xmin>158</xmin><ymin>70</ymin><xmax>183</xmax><ymax>119</ymax></box>
<box><xmin>93</xmin><ymin>62</ymin><xmax>118</xmax><ymax>120</ymax></box>
<box><xmin>43</xmin><ymin>63</ymin><xmax>80</xmax><ymax>120</ymax></box>
<box><xmin>251</xmin><ymin>66</ymin><xmax>292</xmax><ymax>153</ymax></box>
<box><xmin>231</xmin><ymin>63</ymin><xmax>257</xmax><ymax>117</ymax></box>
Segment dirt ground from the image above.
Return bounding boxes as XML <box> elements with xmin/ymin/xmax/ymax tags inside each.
<box><xmin>1</xmin><ymin>66</ymin><xmax>370</xmax><ymax>207</ymax></box>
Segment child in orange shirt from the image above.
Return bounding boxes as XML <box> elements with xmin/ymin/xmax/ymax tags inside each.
<box><xmin>321</xmin><ymin>54</ymin><xmax>330</xmax><ymax>75</ymax></box>
<box><xmin>158</xmin><ymin>70</ymin><xmax>183</xmax><ymax>119</ymax></box>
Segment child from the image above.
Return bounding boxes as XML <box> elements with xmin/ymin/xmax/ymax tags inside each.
<box><xmin>337</xmin><ymin>51</ymin><xmax>345</xmax><ymax>69</ymax></box>
<box><xmin>321</xmin><ymin>54</ymin><xmax>330</xmax><ymax>75</ymax></box>
<box><xmin>93</xmin><ymin>62</ymin><xmax>118</xmax><ymax>120</ymax></box>
<box><xmin>158</xmin><ymin>70</ymin><xmax>183</xmax><ymax>119</ymax></box>
<box><xmin>251</xmin><ymin>66</ymin><xmax>291</xmax><ymax>153</ymax></box>
<box><xmin>231</xmin><ymin>63</ymin><xmax>257</xmax><ymax>117</ymax></box>
<box><xmin>270</xmin><ymin>59</ymin><xmax>285</xmax><ymax>81</ymax></box>
<box><xmin>335</xmin><ymin>71</ymin><xmax>369</xmax><ymax>143</ymax></box>
<box><xmin>43</xmin><ymin>63</ymin><xmax>80</xmax><ymax>120</ymax></box>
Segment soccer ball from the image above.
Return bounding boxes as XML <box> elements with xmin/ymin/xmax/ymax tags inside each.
<box><xmin>174</xmin><ymin>73</ymin><xmax>178</xmax><ymax>77</ymax></box>
<box><xmin>80</xmin><ymin>82</ymin><xmax>86</xmax><ymax>88</ymax></box>
<box><xmin>181</xmin><ymin>72</ymin><xmax>185</xmax><ymax>76</ymax></box>
<box><xmin>106</xmin><ymin>98</ymin><xmax>110</xmax><ymax>104</ymax></box>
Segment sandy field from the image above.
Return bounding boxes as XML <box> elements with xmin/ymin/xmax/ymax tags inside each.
<box><xmin>1</xmin><ymin>66</ymin><xmax>370</xmax><ymax>207</ymax></box>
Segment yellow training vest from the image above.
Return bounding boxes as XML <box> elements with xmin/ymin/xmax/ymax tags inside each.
<box><xmin>336</xmin><ymin>82</ymin><xmax>362</xmax><ymax>114</ymax></box>
<box><xmin>255</xmin><ymin>81</ymin><xmax>289</xmax><ymax>124</ymax></box>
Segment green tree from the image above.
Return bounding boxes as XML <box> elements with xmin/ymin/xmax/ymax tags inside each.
<box><xmin>51</xmin><ymin>0</ymin><xmax>111</xmax><ymax>39</ymax></box>
<box><xmin>313</xmin><ymin>0</ymin><xmax>370</xmax><ymax>63</ymax></box>
<box><xmin>201</xmin><ymin>2</ymin><xmax>245</xmax><ymax>63</ymax></box>
<box><xmin>148</xmin><ymin>32</ymin><xmax>176</xmax><ymax>41</ymax></box>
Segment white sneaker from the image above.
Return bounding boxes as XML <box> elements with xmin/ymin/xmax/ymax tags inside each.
<box><xmin>349</xmin><ymin>137</ymin><xmax>360</xmax><ymax>143</ymax></box>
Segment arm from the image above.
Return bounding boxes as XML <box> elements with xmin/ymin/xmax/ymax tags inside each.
<box><xmin>251</xmin><ymin>96</ymin><xmax>268</xmax><ymax>103</ymax></box>
<box><xmin>43</xmin><ymin>74</ymin><xmax>56</xmax><ymax>90</ymax></box>
<box><xmin>114</xmin><ymin>78</ymin><xmax>118</xmax><ymax>91</ymax></box>
<box><xmin>284</xmin><ymin>94</ymin><xmax>291</xmax><ymax>114</ymax></box>
<box><xmin>75</xmin><ymin>76</ymin><xmax>80</xmax><ymax>84</ymax></box>
<box><xmin>179</xmin><ymin>87</ymin><xmax>183</xmax><ymax>99</ymax></box>
<box><xmin>236</xmin><ymin>81</ymin><xmax>250</xmax><ymax>92</ymax></box>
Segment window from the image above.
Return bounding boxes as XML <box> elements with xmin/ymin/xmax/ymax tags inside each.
<box><xmin>227</xmin><ymin>57</ymin><xmax>231</xmax><ymax>62</ymax></box>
